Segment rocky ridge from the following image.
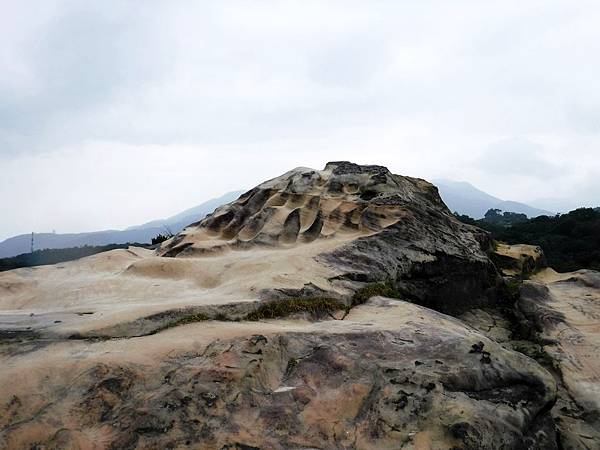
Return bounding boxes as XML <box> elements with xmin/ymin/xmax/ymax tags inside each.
<box><xmin>159</xmin><ymin>161</ymin><xmax>498</xmax><ymax>314</ymax></box>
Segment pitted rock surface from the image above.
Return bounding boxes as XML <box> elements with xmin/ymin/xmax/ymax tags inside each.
<box><xmin>0</xmin><ymin>299</ymin><xmax>558</xmax><ymax>450</ymax></box>
<box><xmin>159</xmin><ymin>162</ymin><xmax>498</xmax><ymax>314</ymax></box>
<box><xmin>158</xmin><ymin>162</ymin><xmax>450</xmax><ymax>255</ymax></box>
<box><xmin>519</xmin><ymin>270</ymin><xmax>600</xmax><ymax>449</ymax></box>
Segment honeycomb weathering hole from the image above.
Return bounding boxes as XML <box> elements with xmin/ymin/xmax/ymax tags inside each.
<box><xmin>158</xmin><ymin>162</ymin><xmax>450</xmax><ymax>257</ymax></box>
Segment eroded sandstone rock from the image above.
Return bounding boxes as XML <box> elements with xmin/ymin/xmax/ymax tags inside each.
<box><xmin>159</xmin><ymin>162</ymin><xmax>499</xmax><ymax>314</ymax></box>
<box><xmin>493</xmin><ymin>243</ymin><xmax>546</xmax><ymax>279</ymax></box>
<box><xmin>0</xmin><ymin>299</ymin><xmax>557</xmax><ymax>450</ymax></box>
<box><xmin>0</xmin><ymin>163</ymin><xmax>501</xmax><ymax>338</ymax></box>
<box><xmin>518</xmin><ymin>270</ymin><xmax>600</xmax><ymax>449</ymax></box>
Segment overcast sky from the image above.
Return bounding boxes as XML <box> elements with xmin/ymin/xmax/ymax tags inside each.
<box><xmin>2</xmin><ymin>1</ymin><xmax>600</xmax><ymax>240</ymax></box>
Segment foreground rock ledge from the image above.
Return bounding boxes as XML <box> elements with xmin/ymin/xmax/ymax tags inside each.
<box><xmin>0</xmin><ymin>299</ymin><xmax>557</xmax><ymax>450</ymax></box>
<box><xmin>520</xmin><ymin>270</ymin><xmax>600</xmax><ymax>449</ymax></box>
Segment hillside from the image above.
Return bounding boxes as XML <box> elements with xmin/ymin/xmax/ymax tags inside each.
<box><xmin>434</xmin><ymin>179</ymin><xmax>553</xmax><ymax>218</ymax></box>
<box><xmin>460</xmin><ymin>207</ymin><xmax>600</xmax><ymax>272</ymax></box>
<box><xmin>0</xmin><ymin>191</ymin><xmax>242</xmax><ymax>258</ymax></box>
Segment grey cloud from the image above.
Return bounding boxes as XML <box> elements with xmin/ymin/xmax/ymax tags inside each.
<box><xmin>0</xmin><ymin>2</ymin><xmax>167</xmax><ymax>153</ymax></box>
<box><xmin>2</xmin><ymin>1</ymin><xmax>600</xmax><ymax>157</ymax></box>
<box><xmin>476</xmin><ymin>138</ymin><xmax>561</xmax><ymax>178</ymax></box>
<box><xmin>1</xmin><ymin>1</ymin><xmax>600</xmax><ymax>238</ymax></box>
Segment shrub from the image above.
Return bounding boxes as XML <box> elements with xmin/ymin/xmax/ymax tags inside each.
<box><xmin>151</xmin><ymin>234</ymin><xmax>171</xmax><ymax>245</ymax></box>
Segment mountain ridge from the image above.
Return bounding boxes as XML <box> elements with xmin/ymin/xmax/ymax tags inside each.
<box><xmin>0</xmin><ymin>191</ymin><xmax>243</xmax><ymax>258</ymax></box>
<box><xmin>434</xmin><ymin>178</ymin><xmax>554</xmax><ymax>218</ymax></box>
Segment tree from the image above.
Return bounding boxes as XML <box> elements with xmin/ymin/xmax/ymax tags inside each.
<box><xmin>151</xmin><ymin>234</ymin><xmax>171</xmax><ymax>245</ymax></box>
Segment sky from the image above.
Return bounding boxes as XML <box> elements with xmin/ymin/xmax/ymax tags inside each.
<box><xmin>1</xmin><ymin>0</ymin><xmax>600</xmax><ymax>240</ymax></box>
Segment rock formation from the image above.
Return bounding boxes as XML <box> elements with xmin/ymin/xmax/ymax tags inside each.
<box><xmin>159</xmin><ymin>161</ymin><xmax>498</xmax><ymax>314</ymax></box>
<box><xmin>493</xmin><ymin>243</ymin><xmax>546</xmax><ymax>279</ymax></box>
<box><xmin>0</xmin><ymin>162</ymin><xmax>597</xmax><ymax>449</ymax></box>
<box><xmin>461</xmin><ymin>262</ymin><xmax>600</xmax><ymax>449</ymax></box>
<box><xmin>518</xmin><ymin>270</ymin><xmax>600</xmax><ymax>448</ymax></box>
<box><xmin>0</xmin><ymin>299</ymin><xmax>558</xmax><ymax>450</ymax></box>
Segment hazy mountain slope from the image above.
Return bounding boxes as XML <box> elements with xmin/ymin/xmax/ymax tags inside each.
<box><xmin>433</xmin><ymin>179</ymin><xmax>502</xmax><ymax>218</ymax></box>
<box><xmin>127</xmin><ymin>191</ymin><xmax>243</xmax><ymax>231</ymax></box>
<box><xmin>434</xmin><ymin>179</ymin><xmax>553</xmax><ymax>218</ymax></box>
<box><xmin>532</xmin><ymin>197</ymin><xmax>588</xmax><ymax>214</ymax></box>
<box><xmin>0</xmin><ymin>229</ymin><xmax>155</xmax><ymax>259</ymax></box>
<box><xmin>0</xmin><ymin>191</ymin><xmax>242</xmax><ymax>258</ymax></box>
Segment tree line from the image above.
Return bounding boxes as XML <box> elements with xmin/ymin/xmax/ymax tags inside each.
<box><xmin>456</xmin><ymin>208</ymin><xmax>600</xmax><ymax>272</ymax></box>
<box><xmin>0</xmin><ymin>243</ymin><xmax>153</xmax><ymax>272</ymax></box>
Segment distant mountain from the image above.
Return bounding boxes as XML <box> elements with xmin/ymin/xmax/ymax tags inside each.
<box><xmin>0</xmin><ymin>191</ymin><xmax>243</xmax><ymax>258</ymax></box>
<box><xmin>126</xmin><ymin>191</ymin><xmax>243</xmax><ymax>232</ymax></box>
<box><xmin>433</xmin><ymin>179</ymin><xmax>554</xmax><ymax>219</ymax></box>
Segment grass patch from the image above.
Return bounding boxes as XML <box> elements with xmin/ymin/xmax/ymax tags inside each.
<box><xmin>511</xmin><ymin>341</ymin><xmax>556</xmax><ymax>369</ymax></box>
<box><xmin>491</xmin><ymin>240</ymin><xmax>500</xmax><ymax>252</ymax></box>
<box><xmin>351</xmin><ymin>281</ymin><xmax>403</xmax><ymax>306</ymax></box>
<box><xmin>244</xmin><ymin>297</ymin><xmax>344</xmax><ymax>321</ymax></box>
<box><xmin>285</xmin><ymin>358</ymin><xmax>298</xmax><ymax>376</ymax></box>
<box><xmin>154</xmin><ymin>281</ymin><xmax>405</xmax><ymax>331</ymax></box>
<box><xmin>174</xmin><ymin>313</ymin><xmax>211</xmax><ymax>325</ymax></box>
<box><xmin>497</xmin><ymin>278</ymin><xmax>521</xmax><ymax>304</ymax></box>
<box><xmin>249</xmin><ymin>281</ymin><xmax>406</xmax><ymax>322</ymax></box>
<box><xmin>213</xmin><ymin>312</ymin><xmax>230</xmax><ymax>321</ymax></box>
<box><xmin>153</xmin><ymin>312</ymin><xmax>211</xmax><ymax>333</ymax></box>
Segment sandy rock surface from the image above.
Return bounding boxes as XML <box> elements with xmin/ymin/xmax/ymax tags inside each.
<box><xmin>494</xmin><ymin>243</ymin><xmax>546</xmax><ymax>278</ymax></box>
<box><xmin>0</xmin><ymin>298</ymin><xmax>558</xmax><ymax>450</ymax></box>
<box><xmin>520</xmin><ymin>270</ymin><xmax>600</xmax><ymax>449</ymax></box>
<box><xmin>160</xmin><ymin>161</ymin><xmax>497</xmax><ymax>314</ymax></box>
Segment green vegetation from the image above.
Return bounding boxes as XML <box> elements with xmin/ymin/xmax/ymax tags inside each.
<box><xmin>170</xmin><ymin>312</ymin><xmax>210</xmax><ymax>326</ymax></box>
<box><xmin>244</xmin><ymin>297</ymin><xmax>344</xmax><ymax>321</ymax></box>
<box><xmin>151</xmin><ymin>233</ymin><xmax>171</xmax><ymax>245</ymax></box>
<box><xmin>285</xmin><ymin>358</ymin><xmax>298</xmax><ymax>376</ymax></box>
<box><xmin>0</xmin><ymin>243</ymin><xmax>153</xmax><ymax>272</ymax></box>
<box><xmin>152</xmin><ymin>312</ymin><xmax>211</xmax><ymax>334</ymax></box>
<box><xmin>155</xmin><ymin>281</ymin><xmax>405</xmax><ymax>331</ymax></box>
<box><xmin>483</xmin><ymin>209</ymin><xmax>528</xmax><ymax>226</ymax></box>
<box><xmin>351</xmin><ymin>281</ymin><xmax>403</xmax><ymax>306</ymax></box>
<box><xmin>213</xmin><ymin>312</ymin><xmax>230</xmax><ymax>321</ymax></box>
<box><xmin>500</xmin><ymin>278</ymin><xmax>521</xmax><ymax>302</ymax></box>
<box><xmin>510</xmin><ymin>341</ymin><xmax>556</xmax><ymax>369</ymax></box>
<box><xmin>456</xmin><ymin>207</ymin><xmax>600</xmax><ymax>272</ymax></box>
